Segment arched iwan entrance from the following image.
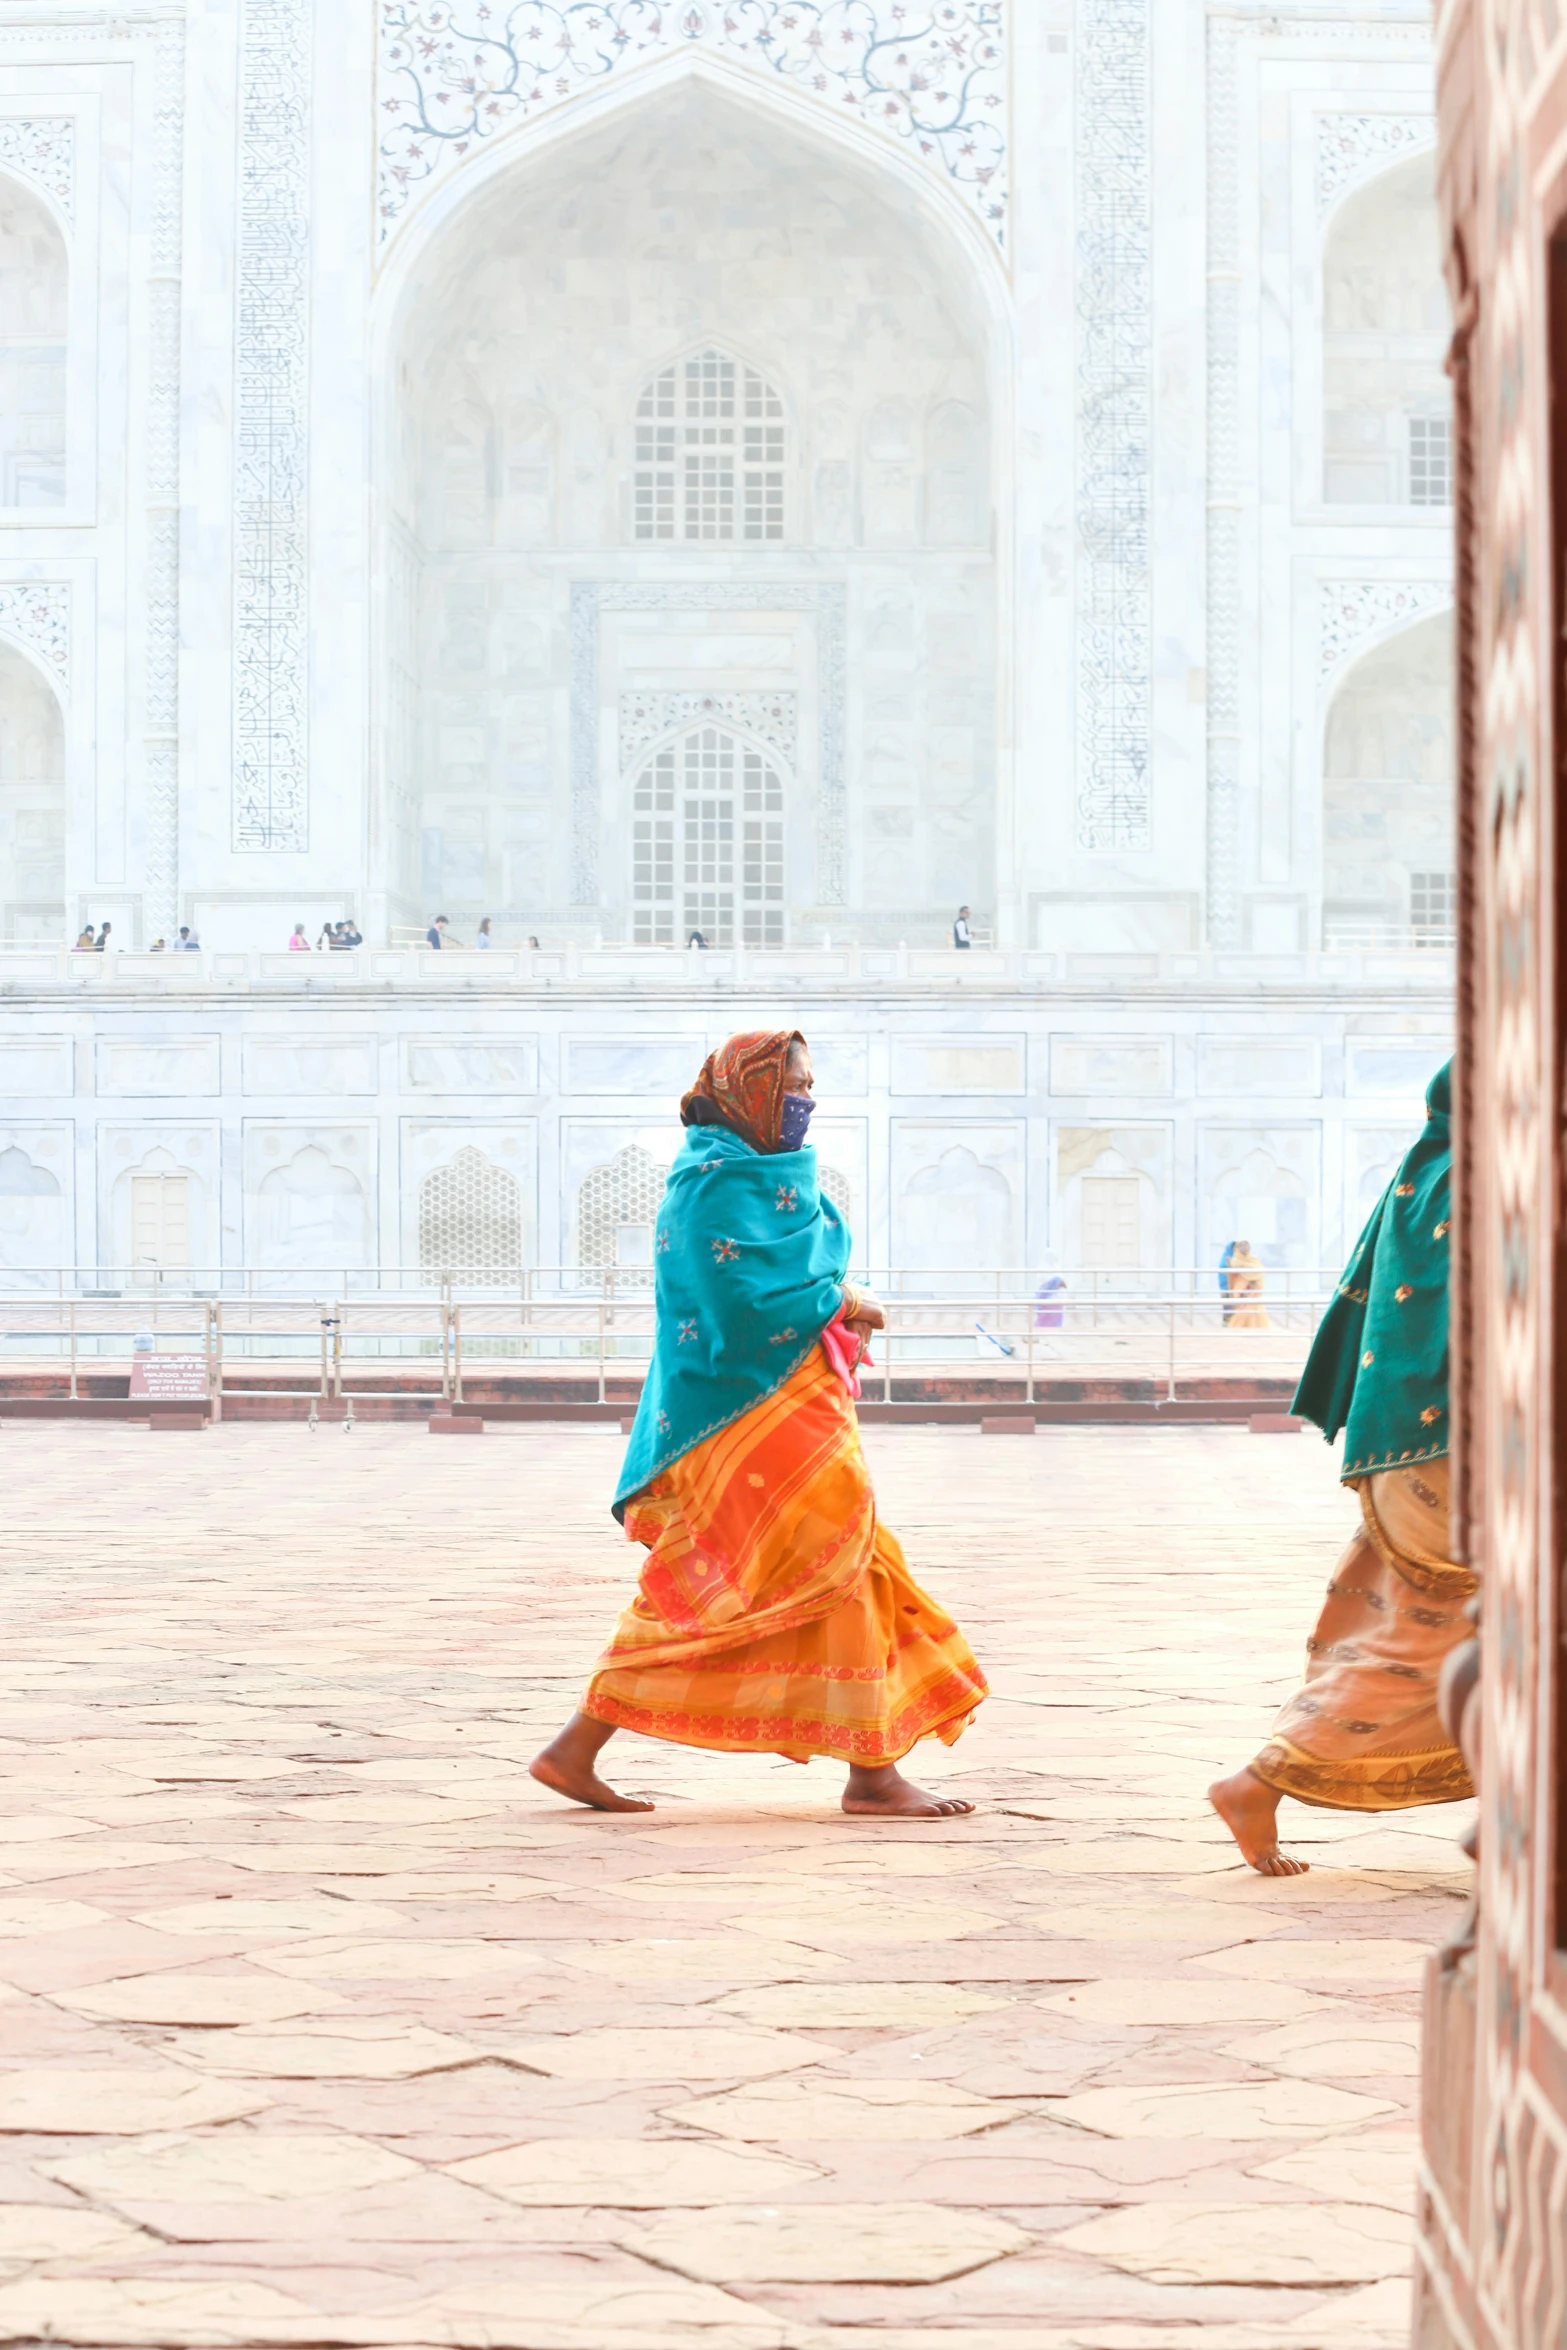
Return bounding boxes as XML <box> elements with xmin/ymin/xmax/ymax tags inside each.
<box><xmin>377</xmin><ymin>75</ymin><xmax>999</xmax><ymax>946</ymax></box>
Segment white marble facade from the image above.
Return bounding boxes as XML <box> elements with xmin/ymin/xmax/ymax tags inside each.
<box><xmin>0</xmin><ymin>1</ymin><xmax>1453</xmax><ymax>1276</ymax></box>
<box><xmin>0</xmin><ymin>0</ymin><xmax>1447</xmax><ymax>958</ymax></box>
<box><xmin>0</xmin><ymin>953</ymin><xmax>1451</xmax><ymax>1280</ymax></box>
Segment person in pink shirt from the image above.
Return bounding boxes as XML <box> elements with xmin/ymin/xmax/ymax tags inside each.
<box><xmin>288</xmin><ymin>923</ymin><xmax>310</xmax><ymax>951</ymax></box>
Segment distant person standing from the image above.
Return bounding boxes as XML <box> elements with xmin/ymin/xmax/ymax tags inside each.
<box><xmin>94</xmin><ymin>922</ymin><xmax>111</xmax><ymax>952</ymax></box>
<box><xmin>149</xmin><ymin>937</ymin><xmax>167</xmax><ymax>953</ymax></box>
<box><xmin>476</xmin><ymin>917</ymin><xmax>493</xmax><ymax>948</ymax></box>
<box><xmin>72</xmin><ymin>926</ymin><xmax>95</xmax><ymax>951</ymax></box>
<box><xmin>426</xmin><ymin>916</ymin><xmax>449</xmax><ymax>949</ymax></box>
<box><xmin>1218</xmin><ymin>1237</ymin><xmax>1237</xmax><ymax>1323</ymax></box>
<box><xmin>687</xmin><ymin>929</ymin><xmax>709</xmax><ymax>950</ymax></box>
<box><xmin>1226</xmin><ymin>1242</ymin><xmax>1269</xmax><ymax>1329</ymax></box>
<box><xmin>288</xmin><ymin>923</ymin><xmax>310</xmax><ymax>952</ymax></box>
<box><xmin>953</xmin><ymin>905</ymin><xmax>973</xmax><ymax>949</ymax></box>
<box><xmin>340</xmin><ymin>918</ymin><xmax>362</xmax><ymax>948</ymax></box>
<box><xmin>176</xmin><ymin>925</ymin><xmax>200</xmax><ymax>951</ymax></box>
<box><xmin>527</xmin><ymin>934</ymin><xmax>541</xmax><ymax>949</ymax></box>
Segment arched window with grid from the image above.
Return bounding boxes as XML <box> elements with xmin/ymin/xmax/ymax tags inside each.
<box><xmin>632</xmin><ymin>726</ymin><xmax>785</xmax><ymax>947</ymax></box>
<box><xmin>634</xmin><ymin>348</ymin><xmax>785</xmax><ymax>541</ymax></box>
<box><xmin>419</xmin><ymin>1146</ymin><xmax>523</xmax><ymax>1285</ymax></box>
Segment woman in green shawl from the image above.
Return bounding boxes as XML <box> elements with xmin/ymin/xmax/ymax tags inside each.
<box><xmin>1210</xmin><ymin>1061</ymin><xmax>1475</xmax><ymax>1874</ymax></box>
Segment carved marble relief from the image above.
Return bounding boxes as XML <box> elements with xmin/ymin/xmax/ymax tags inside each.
<box><xmin>233</xmin><ymin>0</ymin><xmax>312</xmax><ymax>855</ymax></box>
<box><xmin>1315</xmin><ymin>110</ymin><xmax>1434</xmax><ymax>216</ymax></box>
<box><xmin>376</xmin><ymin>2</ymin><xmax>1007</xmax><ymax>256</ymax></box>
<box><xmin>1318</xmin><ymin>579</ymin><xmax>1453</xmax><ymax>688</ymax></box>
<box><xmin>0</xmin><ymin>119</ymin><xmax>74</xmax><ymax>218</ymax></box>
<box><xmin>0</xmin><ymin>585</ymin><xmax>68</xmax><ymax>688</ymax></box>
<box><xmin>1075</xmin><ymin>0</ymin><xmax>1152</xmax><ymax>854</ymax></box>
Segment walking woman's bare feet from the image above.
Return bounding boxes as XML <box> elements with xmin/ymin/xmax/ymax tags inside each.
<box><xmin>842</xmin><ymin>1762</ymin><xmax>976</xmax><ymax>1818</ymax></box>
<box><xmin>529</xmin><ymin>1713</ymin><xmax>654</xmax><ymax>1813</ymax></box>
<box><xmin>1208</xmin><ymin>1767</ymin><xmax>1308</xmax><ymax>1875</ymax></box>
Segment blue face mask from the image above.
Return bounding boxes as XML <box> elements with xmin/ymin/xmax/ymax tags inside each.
<box><xmin>778</xmin><ymin>1093</ymin><xmax>816</xmax><ymax>1152</ymax></box>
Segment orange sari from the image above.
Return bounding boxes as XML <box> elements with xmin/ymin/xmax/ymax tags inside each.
<box><xmin>584</xmin><ymin>1350</ymin><xmax>987</xmax><ymax>1762</ymax></box>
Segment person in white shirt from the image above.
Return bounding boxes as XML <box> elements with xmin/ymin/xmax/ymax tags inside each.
<box><xmin>953</xmin><ymin>906</ymin><xmax>972</xmax><ymax>949</ymax></box>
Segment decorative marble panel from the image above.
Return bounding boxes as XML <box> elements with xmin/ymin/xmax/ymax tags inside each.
<box><xmin>1197</xmin><ymin>1037</ymin><xmax>1321</xmax><ymax>1096</ymax></box>
<box><xmin>572</xmin><ymin>583</ymin><xmax>844</xmax><ymax>905</ymax></box>
<box><xmin>144</xmin><ymin>26</ymin><xmax>185</xmax><ymax>936</ymax></box>
<box><xmin>1049</xmin><ymin>1036</ymin><xmax>1171</xmax><ymax>1097</ymax></box>
<box><xmin>403</xmin><ymin>1038</ymin><xmax>539</xmax><ymax>1092</ymax></box>
<box><xmin>1198</xmin><ymin>1122</ymin><xmax>1321</xmax><ymax>1267</ymax></box>
<box><xmin>891</xmin><ymin>1037</ymin><xmax>1024</xmax><ymax>1095</ymax></box>
<box><xmin>0</xmin><ymin>584</ymin><xmax>68</xmax><ymax>688</ymax></box>
<box><xmin>1346</xmin><ymin>1037</ymin><xmax>1449</xmax><ymax>1096</ymax></box>
<box><xmin>243</xmin><ymin>1124</ymin><xmax>375</xmax><ymax>1273</ymax></box>
<box><xmin>0</xmin><ymin>1124</ymin><xmax>69</xmax><ymax>1283</ymax></box>
<box><xmin>1315</xmin><ymin>111</ymin><xmax>1434</xmax><ymax>215</ymax></box>
<box><xmin>233</xmin><ymin>0</ymin><xmax>312</xmax><ymax>854</ymax></box>
<box><xmin>892</xmin><ymin>1119</ymin><xmax>1022</xmax><ymax>1271</ymax></box>
<box><xmin>1075</xmin><ymin>0</ymin><xmax>1151</xmax><ymax>854</ymax></box>
<box><xmin>241</xmin><ymin>1036</ymin><xmax>379</xmax><ymax>1095</ymax></box>
<box><xmin>95</xmin><ymin>1039</ymin><xmax>221</xmax><ymax>1098</ymax></box>
<box><xmin>1319</xmin><ymin>580</ymin><xmax>1453</xmax><ymax>689</ymax></box>
<box><xmin>565</xmin><ymin>1038</ymin><xmax>706</xmax><ymax>1096</ymax></box>
<box><xmin>619</xmin><ymin>691</ymin><xmax>797</xmax><ymax>773</ymax></box>
<box><xmin>0</xmin><ymin>1037</ymin><xmax>73</xmax><ymax>1095</ymax></box>
<box><xmin>0</xmin><ymin>119</ymin><xmax>74</xmax><ymax>219</ymax></box>
<box><xmin>377</xmin><ymin>2</ymin><xmax>1007</xmax><ymax>255</ymax></box>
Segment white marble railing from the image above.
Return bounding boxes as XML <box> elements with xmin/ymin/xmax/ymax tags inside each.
<box><xmin>0</xmin><ymin>943</ymin><xmax>1456</xmax><ymax>993</ymax></box>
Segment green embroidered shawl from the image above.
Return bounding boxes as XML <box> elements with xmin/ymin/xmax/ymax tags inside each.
<box><xmin>612</xmin><ymin>1126</ymin><xmax>849</xmax><ymax>1521</ymax></box>
<box><xmin>1292</xmin><ymin>1059</ymin><xmax>1452</xmax><ymax>1480</ymax></box>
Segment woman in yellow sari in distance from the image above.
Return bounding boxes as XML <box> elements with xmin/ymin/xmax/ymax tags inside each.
<box><xmin>531</xmin><ymin>1029</ymin><xmax>988</xmax><ymax>1818</ymax></box>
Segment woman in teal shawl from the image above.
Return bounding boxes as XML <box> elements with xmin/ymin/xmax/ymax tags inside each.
<box><xmin>531</xmin><ymin>1029</ymin><xmax>988</xmax><ymax>1817</ymax></box>
<box><xmin>1210</xmin><ymin>1061</ymin><xmax>1474</xmax><ymax>1874</ymax></box>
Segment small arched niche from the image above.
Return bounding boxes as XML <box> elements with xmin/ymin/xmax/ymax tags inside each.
<box><xmin>1322</xmin><ymin>152</ymin><xmax>1450</xmax><ymax>506</ymax></box>
<box><xmin>0</xmin><ymin>176</ymin><xmax>66</xmax><ymax>510</ymax></box>
<box><xmin>1322</xmin><ymin>611</ymin><xmax>1454</xmax><ymax>945</ymax></box>
<box><xmin>0</xmin><ymin>639</ymin><xmax>65</xmax><ymax>944</ymax></box>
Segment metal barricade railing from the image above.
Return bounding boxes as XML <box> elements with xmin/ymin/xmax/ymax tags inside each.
<box><xmin>0</xmin><ymin>1268</ymin><xmax>1335</xmax><ymax>1413</ymax></box>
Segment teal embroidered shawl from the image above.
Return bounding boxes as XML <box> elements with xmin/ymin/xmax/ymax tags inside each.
<box><xmin>613</xmin><ymin>1126</ymin><xmax>850</xmax><ymax>1519</ymax></box>
<box><xmin>1292</xmin><ymin>1059</ymin><xmax>1452</xmax><ymax>1480</ymax></box>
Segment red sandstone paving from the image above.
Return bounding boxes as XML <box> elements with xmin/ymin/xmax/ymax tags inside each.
<box><xmin>0</xmin><ymin>1419</ymin><xmax>1467</xmax><ymax>2345</ymax></box>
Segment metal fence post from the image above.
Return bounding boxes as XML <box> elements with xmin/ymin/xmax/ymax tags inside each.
<box><xmin>68</xmin><ymin>1298</ymin><xmax>77</xmax><ymax>1400</ymax></box>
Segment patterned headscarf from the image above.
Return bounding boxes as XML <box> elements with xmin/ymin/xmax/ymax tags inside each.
<box><xmin>681</xmin><ymin>1029</ymin><xmax>805</xmax><ymax>1155</ymax></box>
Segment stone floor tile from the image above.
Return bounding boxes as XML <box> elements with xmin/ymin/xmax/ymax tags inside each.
<box><xmin>0</xmin><ymin>1422</ymin><xmax>1447</xmax><ymax>2341</ymax></box>
<box><xmin>1189</xmin><ymin>1936</ymin><xmax>1432</xmax><ymax>1985</ymax></box>
<box><xmin>0</xmin><ymin>2202</ymin><xmax>154</xmax><ymax>2262</ymax></box>
<box><xmin>1041</xmin><ymin>1977</ymin><xmax>1331</xmax><ymax>2026</ymax></box>
<box><xmin>53</xmin><ymin>1971</ymin><xmax>351</xmax><ymax>2025</ymax></box>
<box><xmin>171</xmin><ymin>2020</ymin><xmax>482</xmax><ymax>2079</ymax></box>
<box><xmin>1251</xmin><ymin>2131</ymin><xmax>1422</xmax><ymax>2210</ymax></box>
<box><xmin>449</xmin><ymin>2136</ymin><xmax>825</xmax><ymax>2205</ymax></box>
<box><xmin>45</xmin><ymin>2128</ymin><xmax>422</xmax><ymax>2207</ymax></box>
<box><xmin>621</xmin><ymin>2202</ymin><xmax>1032</xmax><ymax>2284</ymax></box>
<box><xmin>713</xmin><ymin>1984</ymin><xmax>1011</xmax><ymax>2028</ymax></box>
<box><xmin>1053</xmin><ymin>2198</ymin><xmax>1410</xmax><ymax>2283</ymax></box>
<box><xmin>0</xmin><ymin>2066</ymin><xmax>269</xmax><ymax>2133</ymax></box>
<box><xmin>1223</xmin><ymin>2010</ymin><xmax>1423</xmax><ymax>2078</ymax></box>
<box><xmin>662</xmin><ymin>2075</ymin><xmax>1015</xmax><ymax>2140</ymax></box>
<box><xmin>503</xmin><ymin>2026</ymin><xmax>824</xmax><ymax>2081</ymax></box>
<box><xmin>1053</xmin><ymin>2078</ymin><xmax>1399</xmax><ymax>2138</ymax></box>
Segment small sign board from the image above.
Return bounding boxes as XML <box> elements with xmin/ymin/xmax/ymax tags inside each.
<box><xmin>129</xmin><ymin>1354</ymin><xmax>209</xmax><ymax>1402</ymax></box>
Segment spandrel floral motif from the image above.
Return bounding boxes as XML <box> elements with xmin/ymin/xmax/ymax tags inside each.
<box><xmin>378</xmin><ymin>2</ymin><xmax>1006</xmax><ymax>250</ymax></box>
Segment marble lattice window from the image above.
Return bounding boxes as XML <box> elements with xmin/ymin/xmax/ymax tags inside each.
<box><xmin>576</xmin><ymin>1144</ymin><xmax>669</xmax><ymax>1280</ymax></box>
<box><xmin>419</xmin><ymin>1146</ymin><xmax>523</xmax><ymax>1285</ymax></box>
<box><xmin>633</xmin><ymin>350</ymin><xmax>784</xmax><ymax>542</ymax></box>
<box><xmin>632</xmin><ymin>727</ymin><xmax>784</xmax><ymax>947</ymax></box>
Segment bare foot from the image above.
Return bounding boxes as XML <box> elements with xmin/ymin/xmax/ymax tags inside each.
<box><xmin>1208</xmin><ymin>1767</ymin><xmax>1308</xmax><ymax>1876</ymax></box>
<box><xmin>842</xmin><ymin>1763</ymin><xmax>976</xmax><ymax>1819</ymax></box>
<box><xmin>529</xmin><ymin>1718</ymin><xmax>654</xmax><ymax>1813</ymax></box>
